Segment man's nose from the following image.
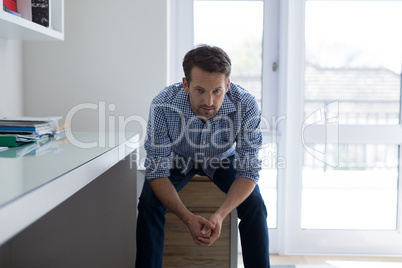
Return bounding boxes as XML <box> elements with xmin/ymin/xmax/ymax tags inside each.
<box><xmin>204</xmin><ymin>93</ymin><xmax>213</xmax><ymax>106</ymax></box>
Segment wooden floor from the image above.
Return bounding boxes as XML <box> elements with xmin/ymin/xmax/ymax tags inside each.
<box><xmin>238</xmin><ymin>254</ymin><xmax>402</xmax><ymax>266</ymax></box>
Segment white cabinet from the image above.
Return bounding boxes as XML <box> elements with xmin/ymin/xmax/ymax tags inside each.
<box><xmin>0</xmin><ymin>0</ymin><xmax>63</xmax><ymax>40</ymax></box>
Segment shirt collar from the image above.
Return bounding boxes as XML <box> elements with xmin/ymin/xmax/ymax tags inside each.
<box><xmin>218</xmin><ymin>89</ymin><xmax>236</xmax><ymax>116</ymax></box>
<box><xmin>171</xmin><ymin>87</ymin><xmax>193</xmax><ymax>117</ymax></box>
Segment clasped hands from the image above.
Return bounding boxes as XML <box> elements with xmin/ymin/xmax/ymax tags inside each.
<box><xmin>186</xmin><ymin>213</ymin><xmax>223</xmax><ymax>247</ymax></box>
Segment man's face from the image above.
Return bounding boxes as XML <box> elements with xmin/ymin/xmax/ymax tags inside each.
<box><xmin>183</xmin><ymin>67</ymin><xmax>230</xmax><ymax>120</ymax></box>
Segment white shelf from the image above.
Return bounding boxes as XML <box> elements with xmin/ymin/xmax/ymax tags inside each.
<box><xmin>0</xmin><ymin>0</ymin><xmax>64</xmax><ymax>40</ymax></box>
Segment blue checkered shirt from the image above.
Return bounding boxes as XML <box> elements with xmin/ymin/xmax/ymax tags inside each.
<box><xmin>144</xmin><ymin>82</ymin><xmax>262</xmax><ymax>183</ymax></box>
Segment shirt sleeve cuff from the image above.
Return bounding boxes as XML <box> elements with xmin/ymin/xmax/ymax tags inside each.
<box><xmin>235</xmin><ymin>172</ymin><xmax>259</xmax><ymax>184</ymax></box>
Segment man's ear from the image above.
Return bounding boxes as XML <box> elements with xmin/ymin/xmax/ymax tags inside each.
<box><xmin>225</xmin><ymin>78</ymin><xmax>230</xmax><ymax>93</ymax></box>
<box><xmin>183</xmin><ymin>77</ymin><xmax>189</xmax><ymax>94</ymax></box>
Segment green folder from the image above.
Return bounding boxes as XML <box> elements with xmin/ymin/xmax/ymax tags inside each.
<box><xmin>0</xmin><ymin>135</ymin><xmax>37</xmax><ymax>147</ymax></box>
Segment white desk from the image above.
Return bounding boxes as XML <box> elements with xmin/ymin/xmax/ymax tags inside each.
<box><xmin>0</xmin><ymin>132</ymin><xmax>139</xmax><ymax>267</ymax></box>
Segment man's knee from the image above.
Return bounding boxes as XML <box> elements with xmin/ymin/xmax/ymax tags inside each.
<box><xmin>247</xmin><ymin>189</ymin><xmax>265</xmax><ymax>207</ymax></box>
<box><xmin>237</xmin><ymin>187</ymin><xmax>267</xmax><ymax>218</ymax></box>
<box><xmin>138</xmin><ymin>180</ymin><xmax>165</xmax><ymax>212</ymax></box>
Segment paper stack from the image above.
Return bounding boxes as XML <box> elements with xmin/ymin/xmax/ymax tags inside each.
<box><xmin>0</xmin><ymin>116</ymin><xmax>66</xmax><ymax>147</ymax></box>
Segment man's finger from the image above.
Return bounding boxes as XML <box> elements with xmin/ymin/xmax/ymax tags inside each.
<box><xmin>200</xmin><ymin>225</ymin><xmax>212</xmax><ymax>235</ymax></box>
<box><xmin>199</xmin><ymin>218</ymin><xmax>215</xmax><ymax>230</ymax></box>
<box><xmin>195</xmin><ymin>236</ymin><xmax>212</xmax><ymax>247</ymax></box>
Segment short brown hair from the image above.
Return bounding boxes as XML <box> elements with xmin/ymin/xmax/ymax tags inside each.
<box><xmin>182</xmin><ymin>45</ymin><xmax>231</xmax><ymax>85</ymax></box>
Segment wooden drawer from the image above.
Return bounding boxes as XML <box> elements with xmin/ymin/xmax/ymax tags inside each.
<box><xmin>178</xmin><ymin>176</ymin><xmax>226</xmax><ymax>209</ymax></box>
<box><xmin>163</xmin><ymin>177</ymin><xmax>231</xmax><ymax>268</ymax></box>
<box><xmin>163</xmin><ymin>245</ymin><xmax>229</xmax><ymax>268</ymax></box>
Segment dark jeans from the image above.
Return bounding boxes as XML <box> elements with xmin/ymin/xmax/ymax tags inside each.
<box><xmin>135</xmin><ymin>159</ymin><xmax>270</xmax><ymax>268</ymax></box>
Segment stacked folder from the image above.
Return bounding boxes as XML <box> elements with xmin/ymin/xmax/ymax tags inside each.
<box><xmin>0</xmin><ymin>116</ymin><xmax>66</xmax><ymax>148</ymax></box>
<box><xmin>0</xmin><ymin>120</ymin><xmax>52</xmax><ymax>134</ymax></box>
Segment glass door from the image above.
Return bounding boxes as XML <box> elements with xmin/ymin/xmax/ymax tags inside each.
<box><xmin>284</xmin><ymin>0</ymin><xmax>402</xmax><ymax>254</ymax></box>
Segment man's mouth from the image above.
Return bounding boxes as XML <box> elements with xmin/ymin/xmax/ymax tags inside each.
<box><xmin>201</xmin><ymin>106</ymin><xmax>214</xmax><ymax>112</ymax></box>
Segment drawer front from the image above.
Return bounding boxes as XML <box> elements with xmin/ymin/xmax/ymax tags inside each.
<box><xmin>163</xmin><ymin>177</ymin><xmax>231</xmax><ymax>268</ymax></box>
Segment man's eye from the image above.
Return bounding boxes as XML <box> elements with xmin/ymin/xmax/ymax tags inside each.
<box><xmin>214</xmin><ymin>89</ymin><xmax>222</xmax><ymax>94</ymax></box>
<box><xmin>195</xmin><ymin>88</ymin><xmax>203</xmax><ymax>93</ymax></box>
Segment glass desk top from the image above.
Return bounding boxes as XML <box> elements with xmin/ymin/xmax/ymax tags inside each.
<box><xmin>0</xmin><ymin>132</ymin><xmax>138</xmax><ymax>209</ymax></box>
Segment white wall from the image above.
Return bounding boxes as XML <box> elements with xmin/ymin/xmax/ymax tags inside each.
<box><xmin>0</xmin><ymin>39</ymin><xmax>23</xmax><ymax>116</ymax></box>
<box><xmin>22</xmin><ymin>0</ymin><xmax>168</xmax><ymax>150</ymax></box>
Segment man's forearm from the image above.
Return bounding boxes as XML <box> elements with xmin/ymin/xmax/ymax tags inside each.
<box><xmin>149</xmin><ymin>177</ymin><xmax>192</xmax><ymax>223</ymax></box>
<box><xmin>198</xmin><ymin>177</ymin><xmax>256</xmax><ymax>246</ymax></box>
<box><xmin>216</xmin><ymin>177</ymin><xmax>256</xmax><ymax>219</ymax></box>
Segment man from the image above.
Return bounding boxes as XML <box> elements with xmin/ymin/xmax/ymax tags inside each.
<box><xmin>136</xmin><ymin>45</ymin><xmax>270</xmax><ymax>268</ymax></box>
